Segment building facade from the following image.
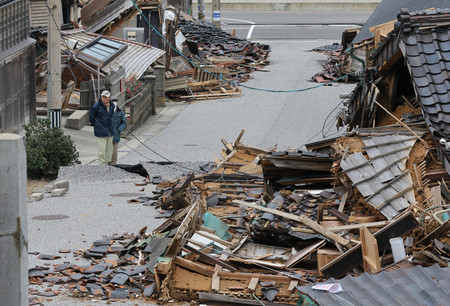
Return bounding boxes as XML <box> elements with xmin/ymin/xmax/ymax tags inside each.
<box><xmin>0</xmin><ymin>0</ymin><xmax>36</xmax><ymax>131</ymax></box>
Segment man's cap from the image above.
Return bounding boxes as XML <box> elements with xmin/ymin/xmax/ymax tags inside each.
<box><xmin>101</xmin><ymin>90</ymin><xmax>111</xmax><ymax>97</ymax></box>
<box><xmin>110</xmin><ymin>96</ymin><xmax>118</xmax><ymax>102</ymax></box>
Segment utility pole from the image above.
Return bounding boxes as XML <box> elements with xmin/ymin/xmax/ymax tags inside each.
<box><xmin>212</xmin><ymin>0</ymin><xmax>220</xmax><ymax>28</ymax></box>
<box><xmin>198</xmin><ymin>0</ymin><xmax>205</xmax><ymax>21</ymax></box>
<box><xmin>47</xmin><ymin>0</ymin><xmax>62</xmax><ymax>128</ymax></box>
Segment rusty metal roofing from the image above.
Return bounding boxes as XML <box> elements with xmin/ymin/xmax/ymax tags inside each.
<box><xmin>298</xmin><ymin>264</ymin><xmax>450</xmax><ymax>306</ymax></box>
<box><xmin>352</xmin><ymin>0</ymin><xmax>449</xmax><ymax>43</ymax></box>
<box><xmin>398</xmin><ymin>8</ymin><xmax>450</xmax><ymax>140</ymax></box>
<box><xmin>30</xmin><ymin>0</ymin><xmax>47</xmax><ymax>28</ymax></box>
<box><xmin>340</xmin><ymin>134</ymin><xmax>416</xmax><ymax>220</ymax></box>
<box><xmin>61</xmin><ymin>31</ymin><xmax>164</xmax><ymax>80</ymax></box>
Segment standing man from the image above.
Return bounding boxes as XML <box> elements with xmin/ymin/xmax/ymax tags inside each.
<box><xmin>110</xmin><ymin>96</ymin><xmax>127</xmax><ymax>165</ymax></box>
<box><xmin>89</xmin><ymin>90</ymin><xmax>115</xmax><ymax>165</ymax></box>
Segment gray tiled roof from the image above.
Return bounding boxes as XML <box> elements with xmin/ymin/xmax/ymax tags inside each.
<box><xmin>398</xmin><ymin>8</ymin><xmax>450</xmax><ymax>139</ymax></box>
<box><xmin>298</xmin><ymin>264</ymin><xmax>450</xmax><ymax>306</ymax></box>
<box><xmin>353</xmin><ymin>0</ymin><xmax>450</xmax><ymax>43</ymax></box>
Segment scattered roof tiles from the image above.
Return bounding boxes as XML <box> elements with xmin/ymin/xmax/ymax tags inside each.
<box><xmin>298</xmin><ymin>264</ymin><xmax>450</xmax><ymax>306</ymax></box>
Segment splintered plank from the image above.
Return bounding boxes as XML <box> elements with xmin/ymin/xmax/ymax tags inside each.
<box><xmin>211</xmin><ymin>272</ymin><xmax>220</xmax><ymax>292</ymax></box>
<box><xmin>247</xmin><ymin>277</ymin><xmax>259</xmax><ymax>291</ymax></box>
<box><xmin>321</xmin><ymin>212</ymin><xmax>419</xmax><ymax>277</ymax></box>
<box><xmin>286</xmin><ymin>240</ymin><xmax>325</xmax><ymax>268</ymax></box>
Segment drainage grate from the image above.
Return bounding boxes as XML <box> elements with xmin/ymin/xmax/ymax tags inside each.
<box><xmin>110</xmin><ymin>193</ymin><xmax>143</xmax><ymax>197</ymax></box>
<box><xmin>32</xmin><ymin>214</ymin><xmax>70</xmax><ymax>220</ymax></box>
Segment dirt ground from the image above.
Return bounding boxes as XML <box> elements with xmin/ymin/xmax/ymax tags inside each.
<box><xmin>27</xmin><ymin>178</ymin><xmax>51</xmax><ymax>196</ymax></box>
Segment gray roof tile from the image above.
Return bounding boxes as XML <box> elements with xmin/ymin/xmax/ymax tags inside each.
<box><xmin>415</xmin><ymin>76</ymin><xmax>429</xmax><ymax>87</ymax></box>
<box><xmin>442</xmin><ymin>50</ymin><xmax>450</xmax><ymax>61</ymax></box>
<box><xmin>406</xmin><ymin>44</ymin><xmax>420</xmax><ymax>56</ymax></box>
<box><xmin>420</xmin><ymin>96</ymin><xmax>435</xmax><ymax>106</ymax></box>
<box><xmin>436</xmin><ymin>29</ymin><xmax>450</xmax><ymax>42</ymax></box>
<box><xmin>299</xmin><ymin>265</ymin><xmax>450</xmax><ymax>306</ymax></box>
<box><xmin>430</xmin><ymin>73</ymin><xmax>445</xmax><ymax>84</ymax></box>
<box><xmin>420</xmin><ymin>42</ymin><xmax>437</xmax><ymax>54</ymax></box>
<box><xmin>438</xmin><ymin>40</ymin><xmax>450</xmax><ymax>52</ymax></box>
<box><xmin>424</xmin><ymin>52</ymin><xmax>440</xmax><ymax>65</ymax></box>
<box><xmin>415</xmin><ymin>85</ymin><xmax>433</xmax><ymax>96</ymax></box>
<box><xmin>407</xmin><ymin>55</ymin><xmax>423</xmax><ymax>66</ymax></box>
<box><xmin>434</xmin><ymin>83</ymin><xmax>448</xmax><ymax>94</ymax></box>
<box><xmin>410</xmin><ymin>65</ymin><xmax>426</xmax><ymax>77</ymax></box>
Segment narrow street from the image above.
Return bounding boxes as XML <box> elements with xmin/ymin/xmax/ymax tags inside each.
<box><xmin>120</xmin><ymin>39</ymin><xmax>355</xmax><ymax>164</ymax></box>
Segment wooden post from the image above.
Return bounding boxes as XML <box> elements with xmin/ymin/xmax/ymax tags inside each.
<box><xmin>360</xmin><ymin>226</ymin><xmax>381</xmax><ymax>273</ymax></box>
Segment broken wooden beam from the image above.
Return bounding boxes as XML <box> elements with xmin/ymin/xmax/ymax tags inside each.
<box><xmin>175</xmin><ymin>257</ymin><xmax>214</xmax><ymax>276</ymax></box>
<box><xmin>320</xmin><ymin>212</ymin><xmax>419</xmax><ymax>277</ymax></box>
<box><xmin>234</xmin><ymin>200</ymin><xmax>351</xmax><ymax>248</ymax></box>
<box><xmin>183</xmin><ymin>244</ymin><xmax>237</xmax><ymax>272</ymax></box>
<box><xmin>417</xmin><ymin>220</ymin><xmax>450</xmax><ymax>246</ymax></box>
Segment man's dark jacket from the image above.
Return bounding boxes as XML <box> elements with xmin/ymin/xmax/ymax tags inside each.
<box><xmin>89</xmin><ymin>99</ymin><xmax>114</xmax><ymax>137</ymax></box>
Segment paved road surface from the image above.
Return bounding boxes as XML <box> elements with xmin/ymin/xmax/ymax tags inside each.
<box><xmin>193</xmin><ymin>10</ymin><xmax>372</xmax><ymax>40</ymax></box>
<box><xmin>120</xmin><ymin>39</ymin><xmax>356</xmax><ymax>164</ymax></box>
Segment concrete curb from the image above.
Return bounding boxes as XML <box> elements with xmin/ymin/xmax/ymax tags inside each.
<box><xmin>192</xmin><ymin>0</ymin><xmax>381</xmax><ymax>11</ymax></box>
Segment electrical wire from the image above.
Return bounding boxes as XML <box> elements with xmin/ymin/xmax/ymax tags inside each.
<box><xmin>124</xmin><ymin>128</ymin><xmax>206</xmax><ymax>173</ymax></box>
<box><xmin>130</xmin><ymin>0</ymin><xmax>360</xmax><ymax>93</ymax></box>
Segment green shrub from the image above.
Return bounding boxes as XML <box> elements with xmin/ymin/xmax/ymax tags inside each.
<box><xmin>24</xmin><ymin>118</ymin><xmax>80</xmax><ymax>178</ymax></box>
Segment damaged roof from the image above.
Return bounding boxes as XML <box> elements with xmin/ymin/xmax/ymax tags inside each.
<box><xmin>83</xmin><ymin>0</ymin><xmax>134</xmax><ymax>33</ymax></box>
<box><xmin>352</xmin><ymin>0</ymin><xmax>449</xmax><ymax>43</ymax></box>
<box><xmin>340</xmin><ymin>134</ymin><xmax>417</xmax><ymax>220</ymax></box>
<box><xmin>61</xmin><ymin>30</ymin><xmax>164</xmax><ymax>79</ymax></box>
<box><xmin>398</xmin><ymin>8</ymin><xmax>450</xmax><ymax>139</ymax></box>
<box><xmin>299</xmin><ymin>264</ymin><xmax>450</xmax><ymax>306</ymax></box>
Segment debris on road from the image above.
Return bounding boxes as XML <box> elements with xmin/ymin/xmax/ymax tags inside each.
<box><xmin>164</xmin><ymin>12</ymin><xmax>271</xmax><ymax>102</ymax></box>
<box><xmin>28</xmin><ymin>3</ymin><xmax>450</xmax><ymax>306</ymax></box>
<box><xmin>29</xmin><ymin>126</ymin><xmax>450</xmax><ymax>304</ymax></box>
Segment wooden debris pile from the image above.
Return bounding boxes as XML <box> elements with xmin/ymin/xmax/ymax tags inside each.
<box><xmin>28</xmin><ymin>127</ymin><xmax>450</xmax><ymax>304</ymax></box>
<box><xmin>165</xmin><ymin>17</ymin><xmax>270</xmax><ymax>102</ymax></box>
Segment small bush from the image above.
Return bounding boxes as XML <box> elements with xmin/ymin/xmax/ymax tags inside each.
<box><xmin>24</xmin><ymin>118</ymin><xmax>80</xmax><ymax>178</ymax></box>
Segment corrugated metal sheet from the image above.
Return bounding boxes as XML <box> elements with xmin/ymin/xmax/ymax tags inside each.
<box><xmin>61</xmin><ymin>31</ymin><xmax>164</xmax><ymax>80</ymax></box>
<box><xmin>298</xmin><ymin>264</ymin><xmax>450</xmax><ymax>306</ymax></box>
<box><xmin>352</xmin><ymin>0</ymin><xmax>448</xmax><ymax>43</ymax></box>
<box><xmin>397</xmin><ymin>9</ymin><xmax>450</xmax><ymax>141</ymax></box>
<box><xmin>340</xmin><ymin>134</ymin><xmax>416</xmax><ymax>220</ymax></box>
<box><xmin>30</xmin><ymin>0</ymin><xmax>47</xmax><ymax>28</ymax></box>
